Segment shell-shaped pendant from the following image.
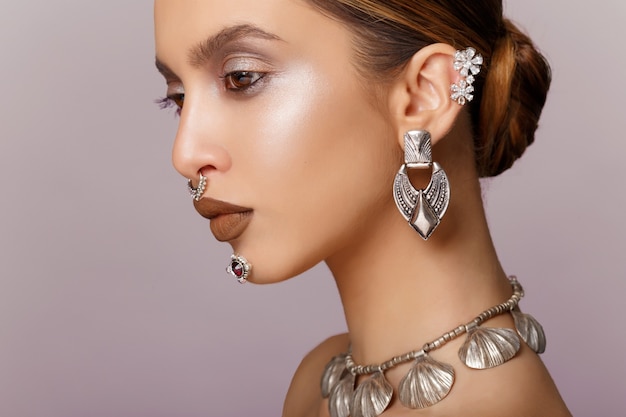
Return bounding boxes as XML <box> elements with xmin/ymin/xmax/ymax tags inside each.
<box><xmin>351</xmin><ymin>371</ymin><xmax>393</xmax><ymax>417</ymax></box>
<box><xmin>321</xmin><ymin>352</ymin><xmax>348</xmax><ymax>398</ymax></box>
<box><xmin>459</xmin><ymin>326</ymin><xmax>521</xmax><ymax>369</ymax></box>
<box><xmin>512</xmin><ymin>310</ymin><xmax>546</xmax><ymax>354</ymax></box>
<box><xmin>398</xmin><ymin>352</ymin><xmax>455</xmax><ymax>409</ymax></box>
<box><xmin>328</xmin><ymin>373</ymin><xmax>355</xmax><ymax>417</ymax></box>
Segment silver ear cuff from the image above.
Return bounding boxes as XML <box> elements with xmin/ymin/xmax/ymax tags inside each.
<box><xmin>450</xmin><ymin>47</ymin><xmax>483</xmax><ymax>105</ymax></box>
<box><xmin>187</xmin><ymin>173</ymin><xmax>207</xmax><ymax>201</ymax></box>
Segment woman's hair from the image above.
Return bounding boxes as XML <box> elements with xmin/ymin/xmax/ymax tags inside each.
<box><xmin>306</xmin><ymin>0</ymin><xmax>551</xmax><ymax>177</ymax></box>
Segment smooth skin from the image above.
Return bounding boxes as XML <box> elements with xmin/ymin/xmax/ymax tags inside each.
<box><xmin>154</xmin><ymin>0</ymin><xmax>571</xmax><ymax>416</ymax></box>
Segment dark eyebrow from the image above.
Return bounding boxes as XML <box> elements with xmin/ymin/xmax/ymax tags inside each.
<box><xmin>188</xmin><ymin>24</ymin><xmax>282</xmax><ymax>67</ymax></box>
<box><xmin>155</xmin><ymin>24</ymin><xmax>282</xmax><ymax>79</ymax></box>
<box><xmin>155</xmin><ymin>59</ymin><xmax>178</xmax><ymax>80</ymax></box>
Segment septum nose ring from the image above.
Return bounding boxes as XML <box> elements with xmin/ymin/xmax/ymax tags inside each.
<box><xmin>187</xmin><ymin>173</ymin><xmax>207</xmax><ymax>201</ymax></box>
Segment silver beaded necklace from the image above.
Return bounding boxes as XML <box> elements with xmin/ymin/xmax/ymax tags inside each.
<box><xmin>320</xmin><ymin>276</ymin><xmax>546</xmax><ymax>417</ymax></box>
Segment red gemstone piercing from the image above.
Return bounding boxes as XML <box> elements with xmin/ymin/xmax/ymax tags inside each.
<box><xmin>226</xmin><ymin>254</ymin><xmax>251</xmax><ymax>284</ymax></box>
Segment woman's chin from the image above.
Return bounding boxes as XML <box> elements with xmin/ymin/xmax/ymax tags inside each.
<box><xmin>235</xmin><ymin>256</ymin><xmax>319</xmax><ymax>285</ymax></box>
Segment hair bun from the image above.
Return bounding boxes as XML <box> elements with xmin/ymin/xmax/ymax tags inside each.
<box><xmin>475</xmin><ymin>18</ymin><xmax>552</xmax><ymax>177</ymax></box>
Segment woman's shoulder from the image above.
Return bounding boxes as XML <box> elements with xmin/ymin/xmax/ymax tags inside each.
<box><xmin>283</xmin><ymin>335</ymin><xmax>571</xmax><ymax>417</ymax></box>
<box><xmin>282</xmin><ymin>333</ymin><xmax>349</xmax><ymax>417</ymax></box>
<box><xmin>283</xmin><ymin>336</ymin><xmax>571</xmax><ymax>417</ymax></box>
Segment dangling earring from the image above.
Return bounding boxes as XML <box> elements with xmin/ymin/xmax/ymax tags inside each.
<box><xmin>393</xmin><ymin>130</ymin><xmax>450</xmax><ymax>240</ymax></box>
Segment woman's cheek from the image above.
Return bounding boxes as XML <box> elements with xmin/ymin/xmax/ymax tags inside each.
<box><xmin>252</xmin><ymin>67</ymin><xmax>326</xmax><ymax>170</ymax></box>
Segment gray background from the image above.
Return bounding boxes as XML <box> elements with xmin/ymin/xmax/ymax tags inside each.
<box><xmin>1</xmin><ymin>1</ymin><xmax>624</xmax><ymax>416</ymax></box>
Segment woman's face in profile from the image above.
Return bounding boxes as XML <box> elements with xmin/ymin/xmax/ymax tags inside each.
<box><xmin>155</xmin><ymin>0</ymin><xmax>399</xmax><ymax>282</ymax></box>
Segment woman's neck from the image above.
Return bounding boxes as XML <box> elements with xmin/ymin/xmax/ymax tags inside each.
<box><xmin>325</xmin><ymin>173</ymin><xmax>513</xmax><ymax>366</ymax></box>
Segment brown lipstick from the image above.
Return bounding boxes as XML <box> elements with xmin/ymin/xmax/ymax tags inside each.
<box><xmin>193</xmin><ymin>197</ymin><xmax>253</xmax><ymax>242</ymax></box>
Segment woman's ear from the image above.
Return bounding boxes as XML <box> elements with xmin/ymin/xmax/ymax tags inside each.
<box><xmin>388</xmin><ymin>43</ymin><xmax>464</xmax><ymax>147</ymax></box>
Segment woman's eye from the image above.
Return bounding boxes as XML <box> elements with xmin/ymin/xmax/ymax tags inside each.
<box><xmin>156</xmin><ymin>94</ymin><xmax>184</xmax><ymax>115</ymax></box>
<box><xmin>168</xmin><ymin>94</ymin><xmax>184</xmax><ymax>110</ymax></box>
<box><xmin>223</xmin><ymin>71</ymin><xmax>265</xmax><ymax>91</ymax></box>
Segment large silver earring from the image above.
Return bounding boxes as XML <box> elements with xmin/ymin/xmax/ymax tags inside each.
<box><xmin>393</xmin><ymin>130</ymin><xmax>450</xmax><ymax>240</ymax></box>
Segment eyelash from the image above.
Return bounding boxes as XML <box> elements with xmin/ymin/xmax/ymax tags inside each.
<box><xmin>155</xmin><ymin>95</ymin><xmax>183</xmax><ymax>116</ymax></box>
<box><xmin>156</xmin><ymin>71</ymin><xmax>267</xmax><ymax>115</ymax></box>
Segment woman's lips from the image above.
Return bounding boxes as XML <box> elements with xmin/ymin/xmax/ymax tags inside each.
<box><xmin>209</xmin><ymin>211</ymin><xmax>252</xmax><ymax>241</ymax></box>
<box><xmin>193</xmin><ymin>197</ymin><xmax>253</xmax><ymax>242</ymax></box>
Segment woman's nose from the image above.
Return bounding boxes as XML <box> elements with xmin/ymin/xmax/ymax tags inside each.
<box><xmin>171</xmin><ymin>103</ymin><xmax>232</xmax><ymax>182</ymax></box>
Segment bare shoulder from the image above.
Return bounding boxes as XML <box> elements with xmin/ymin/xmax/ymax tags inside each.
<box><xmin>379</xmin><ymin>348</ymin><xmax>572</xmax><ymax>417</ymax></box>
<box><xmin>282</xmin><ymin>336</ymin><xmax>571</xmax><ymax>417</ymax></box>
<box><xmin>282</xmin><ymin>333</ymin><xmax>349</xmax><ymax>417</ymax></box>
<box><xmin>429</xmin><ymin>345</ymin><xmax>573</xmax><ymax>417</ymax></box>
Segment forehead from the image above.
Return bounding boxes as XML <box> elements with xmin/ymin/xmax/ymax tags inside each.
<box><xmin>154</xmin><ymin>0</ymin><xmax>349</xmax><ymax>66</ymax></box>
